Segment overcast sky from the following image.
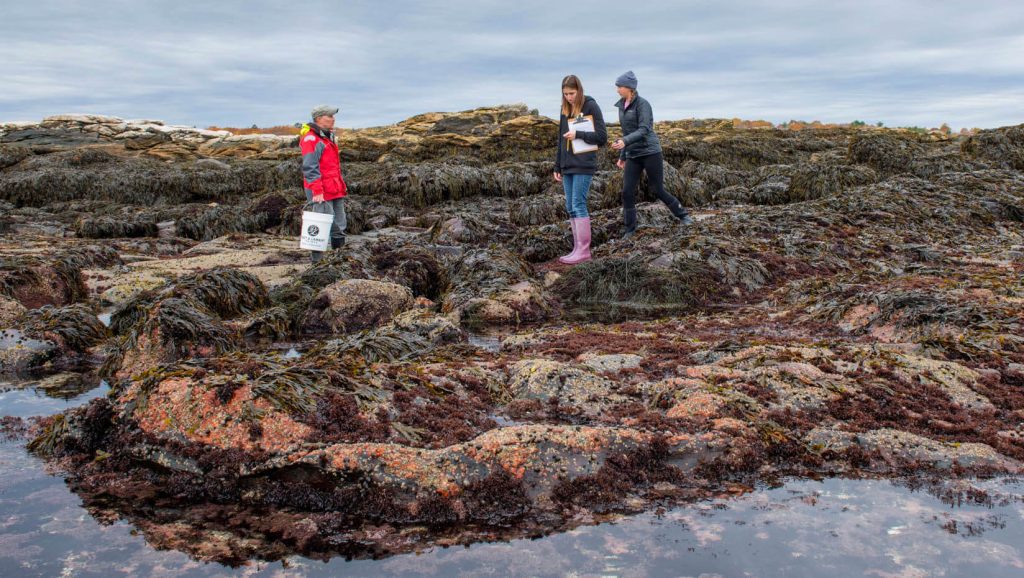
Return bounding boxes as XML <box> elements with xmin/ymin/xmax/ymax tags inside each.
<box><xmin>1</xmin><ymin>0</ymin><xmax>1022</xmax><ymax>129</ymax></box>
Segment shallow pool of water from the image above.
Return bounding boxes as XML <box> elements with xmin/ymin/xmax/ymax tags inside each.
<box><xmin>2</xmin><ymin>378</ymin><xmax>1023</xmax><ymax>577</ymax></box>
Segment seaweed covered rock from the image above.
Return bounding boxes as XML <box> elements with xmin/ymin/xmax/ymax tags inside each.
<box><xmin>101</xmin><ymin>268</ymin><xmax>272</xmax><ymax>377</ymax></box>
<box><xmin>427</xmin><ymin>214</ymin><xmax>491</xmax><ymax>245</ymax></box>
<box><xmin>109</xmin><ymin>267</ymin><xmax>270</xmax><ymax>333</ymax></box>
<box><xmin>961</xmin><ymin>124</ymin><xmax>1024</xmax><ymax>170</ymax></box>
<box><xmin>0</xmin><ymin>329</ymin><xmax>58</xmax><ymax>373</ymax></box>
<box><xmin>507</xmin><ymin>359</ymin><xmax>627</xmax><ymax>416</ymax></box>
<box><xmin>0</xmin><ymin>246</ymin><xmax>120</xmax><ymax>309</ymax></box>
<box><xmin>388</xmin><ymin>309</ymin><xmax>463</xmax><ymax>346</ymax></box>
<box><xmin>105</xmin><ymin>297</ymin><xmax>237</xmax><ymax>379</ymax></box>
<box><xmin>355</xmin><ymin>161</ymin><xmax>542</xmax><ymax>208</ymax></box>
<box><xmin>75</xmin><ymin>215</ymin><xmax>159</xmax><ymax>239</ymax></box>
<box><xmin>805</xmin><ymin>428</ymin><xmax>1022</xmax><ymax>473</ymax></box>
<box><xmin>301</xmin><ymin>279</ymin><xmax>415</xmax><ymax>335</ymax></box>
<box><xmin>175</xmin><ymin>204</ymin><xmax>269</xmax><ymax>241</ymax></box>
<box><xmin>847</xmin><ymin>131</ymin><xmax>927</xmax><ymax>174</ymax></box>
<box><xmin>508</xmin><ymin>194</ymin><xmax>567</xmax><ymax>227</ymax></box>
<box><xmin>20</xmin><ymin>304</ymin><xmax>108</xmax><ymax>352</ymax></box>
<box><xmin>0</xmin><ymin>150</ymin><xmax>296</xmax><ymax>207</ymax></box>
<box><xmin>664</xmin><ymin>129</ymin><xmax>814</xmax><ymax>170</ymax></box>
<box><xmin>443</xmin><ymin>247</ymin><xmax>553</xmax><ymax>326</ymax></box>
<box><xmin>555</xmin><ymin>256</ymin><xmax>721</xmax><ymax>315</ymax></box>
<box><xmin>0</xmin><ymin>296</ymin><xmax>26</xmax><ymax>327</ymax></box>
<box><xmin>0</xmin><ymin>144</ymin><xmax>31</xmax><ymax>169</ymax></box>
<box><xmin>786</xmin><ymin>163</ymin><xmax>877</xmax><ymax>203</ymax></box>
<box><xmin>370</xmin><ymin>244</ymin><xmax>448</xmax><ymax>299</ymax></box>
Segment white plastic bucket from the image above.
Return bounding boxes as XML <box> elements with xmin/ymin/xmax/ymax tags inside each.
<box><xmin>299</xmin><ymin>210</ymin><xmax>333</xmax><ymax>251</ymax></box>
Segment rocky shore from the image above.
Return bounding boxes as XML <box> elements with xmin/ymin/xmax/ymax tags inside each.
<box><xmin>1</xmin><ymin>105</ymin><xmax>1022</xmax><ymax>563</ymax></box>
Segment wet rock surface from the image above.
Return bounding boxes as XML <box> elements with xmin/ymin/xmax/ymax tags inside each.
<box><xmin>2</xmin><ymin>107</ymin><xmax>1023</xmax><ymax>564</ymax></box>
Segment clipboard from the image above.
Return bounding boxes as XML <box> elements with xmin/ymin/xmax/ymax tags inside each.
<box><xmin>568</xmin><ymin>115</ymin><xmax>599</xmax><ymax>154</ymax></box>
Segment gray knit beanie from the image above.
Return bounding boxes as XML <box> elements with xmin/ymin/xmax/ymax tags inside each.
<box><xmin>615</xmin><ymin>70</ymin><xmax>638</xmax><ymax>90</ymax></box>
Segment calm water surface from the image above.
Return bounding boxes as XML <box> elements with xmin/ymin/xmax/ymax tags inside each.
<box><xmin>2</xmin><ymin>377</ymin><xmax>1023</xmax><ymax>577</ymax></box>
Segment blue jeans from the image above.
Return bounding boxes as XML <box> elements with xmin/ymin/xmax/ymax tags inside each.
<box><xmin>562</xmin><ymin>173</ymin><xmax>593</xmax><ymax>218</ymax></box>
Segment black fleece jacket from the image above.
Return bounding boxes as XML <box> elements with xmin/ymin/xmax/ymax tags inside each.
<box><xmin>555</xmin><ymin>95</ymin><xmax>608</xmax><ymax>175</ymax></box>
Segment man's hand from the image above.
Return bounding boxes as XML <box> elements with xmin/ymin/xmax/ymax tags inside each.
<box><xmin>312</xmin><ymin>193</ymin><xmax>325</xmax><ymax>203</ymax></box>
<box><xmin>611</xmin><ymin>138</ymin><xmax>626</xmax><ymax>150</ymax></box>
<box><xmin>553</xmin><ymin>172</ymin><xmax>562</xmax><ymax>182</ymax></box>
<box><xmin>616</xmin><ymin>159</ymin><xmax>626</xmax><ymax>170</ymax></box>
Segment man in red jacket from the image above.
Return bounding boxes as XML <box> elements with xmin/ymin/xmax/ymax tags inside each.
<box><xmin>301</xmin><ymin>104</ymin><xmax>348</xmax><ymax>263</ymax></box>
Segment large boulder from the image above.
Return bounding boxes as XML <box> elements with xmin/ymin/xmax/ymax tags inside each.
<box><xmin>301</xmin><ymin>279</ymin><xmax>414</xmax><ymax>335</ymax></box>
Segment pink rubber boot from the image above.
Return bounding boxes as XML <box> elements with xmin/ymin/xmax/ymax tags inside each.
<box><xmin>564</xmin><ymin>217</ymin><xmax>591</xmax><ymax>264</ymax></box>
<box><xmin>559</xmin><ymin>218</ymin><xmax>580</xmax><ymax>263</ymax></box>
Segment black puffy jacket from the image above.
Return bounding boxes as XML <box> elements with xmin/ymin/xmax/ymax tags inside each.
<box><xmin>555</xmin><ymin>96</ymin><xmax>608</xmax><ymax>175</ymax></box>
<box><xmin>615</xmin><ymin>93</ymin><xmax>662</xmax><ymax>160</ymax></box>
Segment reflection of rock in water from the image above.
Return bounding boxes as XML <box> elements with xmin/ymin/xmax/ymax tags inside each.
<box><xmin>4</xmin><ymin>108</ymin><xmax>1024</xmax><ymax>563</ymax></box>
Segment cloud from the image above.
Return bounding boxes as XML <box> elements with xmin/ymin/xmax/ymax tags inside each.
<box><xmin>0</xmin><ymin>0</ymin><xmax>1021</xmax><ymax>129</ymax></box>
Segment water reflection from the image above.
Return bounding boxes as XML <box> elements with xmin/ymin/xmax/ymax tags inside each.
<box><xmin>0</xmin><ymin>377</ymin><xmax>108</xmax><ymax>419</ymax></box>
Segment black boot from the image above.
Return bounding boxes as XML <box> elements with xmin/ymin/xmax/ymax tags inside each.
<box><xmin>622</xmin><ymin>208</ymin><xmax>638</xmax><ymax>239</ymax></box>
<box><xmin>331</xmin><ymin>235</ymin><xmax>345</xmax><ymax>250</ymax></box>
<box><xmin>310</xmin><ymin>250</ymin><xmax>323</xmax><ymax>264</ymax></box>
<box><xmin>668</xmin><ymin>200</ymin><xmax>694</xmax><ymax>226</ymax></box>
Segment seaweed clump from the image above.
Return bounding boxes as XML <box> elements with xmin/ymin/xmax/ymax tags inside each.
<box><xmin>75</xmin><ymin>215</ymin><xmax>159</xmax><ymax>239</ymax></box>
<box><xmin>21</xmin><ymin>304</ymin><xmax>109</xmax><ymax>351</ymax></box>
<box><xmin>101</xmin><ymin>268</ymin><xmax>267</xmax><ymax>376</ymax></box>
<box><xmin>555</xmin><ymin>256</ymin><xmax>721</xmax><ymax>313</ymax></box>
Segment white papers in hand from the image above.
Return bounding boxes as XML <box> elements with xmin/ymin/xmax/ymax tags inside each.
<box><xmin>569</xmin><ymin>116</ymin><xmax>599</xmax><ymax>154</ymax></box>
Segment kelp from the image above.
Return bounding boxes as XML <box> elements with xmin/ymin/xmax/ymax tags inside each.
<box><xmin>26</xmin><ymin>414</ymin><xmax>68</xmax><ymax>456</ymax></box>
<box><xmin>354</xmin><ymin>162</ymin><xmax>543</xmax><ymax>208</ymax></box>
<box><xmin>140</xmin><ymin>298</ymin><xmax>236</xmax><ymax>357</ymax></box>
<box><xmin>75</xmin><ymin>215</ymin><xmax>159</xmax><ymax>239</ymax></box>
<box><xmin>21</xmin><ymin>304</ymin><xmax>109</xmax><ymax>351</ymax></box>
<box><xmin>443</xmin><ymin>247</ymin><xmax>534</xmax><ymax>312</ymax></box>
<box><xmin>251</xmin><ymin>366</ymin><xmax>330</xmax><ymax>415</ymax></box>
<box><xmin>370</xmin><ymin>244</ymin><xmax>448</xmax><ymax>299</ymax></box>
<box><xmin>508</xmin><ymin>194</ymin><xmax>566</xmax><ymax>227</ymax></box>
<box><xmin>170</xmin><ymin>268</ymin><xmax>269</xmax><ymax>319</ymax></box>
<box><xmin>297</xmin><ymin>251</ymin><xmax>369</xmax><ymax>291</ymax></box>
<box><xmin>175</xmin><ymin>205</ymin><xmax>268</xmax><ymax>241</ymax></box>
<box><xmin>786</xmin><ymin>163</ymin><xmax>877</xmax><ymax>203</ymax></box>
<box><xmin>318</xmin><ymin>327</ymin><xmax>430</xmax><ymax>364</ymax></box>
<box><xmin>0</xmin><ymin>152</ymin><xmax>298</xmax><ymax>207</ymax></box>
<box><xmin>241</xmin><ymin>306</ymin><xmax>291</xmax><ymax>342</ymax></box>
<box><xmin>847</xmin><ymin>132</ymin><xmax>927</xmax><ymax>174</ymax></box>
<box><xmin>555</xmin><ymin>256</ymin><xmax>720</xmax><ymax>310</ymax></box>
<box><xmin>102</xmin><ymin>297</ymin><xmax>237</xmax><ymax>378</ymax></box>
<box><xmin>0</xmin><ymin>246</ymin><xmax>119</xmax><ymax>308</ymax></box>
<box><xmin>961</xmin><ymin>124</ymin><xmax>1024</xmax><ymax>171</ymax></box>
<box><xmin>109</xmin><ymin>268</ymin><xmax>270</xmax><ymax>335</ymax></box>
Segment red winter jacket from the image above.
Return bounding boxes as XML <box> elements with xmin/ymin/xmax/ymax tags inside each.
<box><xmin>300</xmin><ymin>123</ymin><xmax>347</xmax><ymax>200</ymax></box>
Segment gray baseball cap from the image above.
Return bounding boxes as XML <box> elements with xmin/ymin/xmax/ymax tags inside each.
<box><xmin>311</xmin><ymin>105</ymin><xmax>339</xmax><ymax>119</ymax></box>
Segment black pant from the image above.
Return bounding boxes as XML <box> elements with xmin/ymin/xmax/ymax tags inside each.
<box><xmin>621</xmin><ymin>152</ymin><xmax>686</xmax><ymax>216</ymax></box>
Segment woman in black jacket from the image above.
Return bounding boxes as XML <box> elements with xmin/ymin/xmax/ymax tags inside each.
<box><xmin>554</xmin><ymin>74</ymin><xmax>607</xmax><ymax>264</ymax></box>
<box><xmin>611</xmin><ymin>71</ymin><xmax>692</xmax><ymax>238</ymax></box>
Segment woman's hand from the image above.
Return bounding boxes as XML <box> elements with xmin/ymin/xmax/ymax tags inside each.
<box><xmin>611</xmin><ymin>138</ymin><xmax>626</xmax><ymax>150</ymax></box>
<box><xmin>553</xmin><ymin>172</ymin><xmax>563</xmax><ymax>182</ymax></box>
<box><xmin>563</xmin><ymin>129</ymin><xmax>576</xmax><ymax>140</ymax></box>
<box><xmin>616</xmin><ymin>159</ymin><xmax>625</xmax><ymax>170</ymax></box>
<box><xmin>312</xmin><ymin>193</ymin><xmax>325</xmax><ymax>203</ymax></box>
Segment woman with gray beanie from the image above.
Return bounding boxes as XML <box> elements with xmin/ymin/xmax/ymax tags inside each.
<box><xmin>611</xmin><ymin>71</ymin><xmax>693</xmax><ymax>237</ymax></box>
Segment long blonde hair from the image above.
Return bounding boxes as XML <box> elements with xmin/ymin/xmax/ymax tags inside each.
<box><xmin>560</xmin><ymin>75</ymin><xmax>585</xmax><ymax>118</ymax></box>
